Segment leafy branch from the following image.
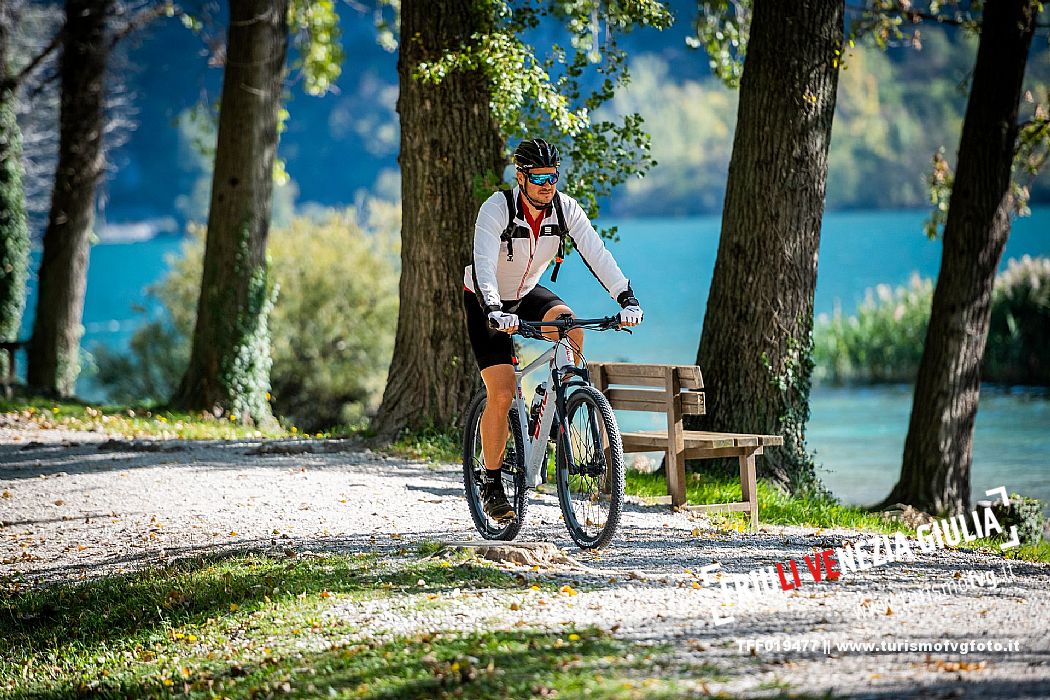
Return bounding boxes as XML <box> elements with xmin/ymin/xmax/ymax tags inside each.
<box><xmin>687</xmin><ymin>0</ymin><xmax>751</xmax><ymax>89</ymax></box>
<box><xmin>923</xmin><ymin>92</ymin><xmax>1049</xmax><ymax>238</ymax></box>
<box><xmin>414</xmin><ymin>0</ymin><xmax>672</xmax><ymax>237</ymax></box>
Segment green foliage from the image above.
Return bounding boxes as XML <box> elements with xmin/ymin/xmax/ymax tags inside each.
<box><xmin>220</xmin><ymin>231</ymin><xmax>278</xmax><ymax>426</ymax></box>
<box><xmin>412</xmin><ymin>0</ymin><xmax>673</xmax><ymax>234</ymax></box>
<box><xmin>760</xmin><ymin>329</ymin><xmax>819</xmax><ymax>492</ymax></box>
<box><xmin>0</xmin><ymin>548</ymin><xmax>707</xmax><ymax>697</ymax></box>
<box><xmin>986</xmin><ymin>255</ymin><xmax>1050</xmax><ymax>385</ymax></box>
<box><xmin>687</xmin><ymin>0</ymin><xmax>750</xmax><ymax>88</ymax></box>
<box><xmin>686</xmin><ymin>1</ymin><xmax>1050</xmax><ymax>216</ymax></box>
<box><xmin>814</xmin><ymin>274</ymin><xmax>934</xmax><ymax>384</ymax></box>
<box><xmin>93</xmin><ymin>322</ymin><xmax>189</xmax><ymax>406</ymax></box>
<box><xmin>853</xmin><ymin>3</ymin><xmax>1050</xmax><ymax>235</ymax></box>
<box><xmin>288</xmin><ymin>0</ymin><xmax>344</xmax><ymax>97</ymax></box>
<box><xmin>1015</xmin><ymin>85</ymin><xmax>1050</xmax><ymax>215</ymax></box>
<box><xmin>0</xmin><ymin>89</ymin><xmax>29</xmax><ymax>362</ymax></box>
<box><xmin>387</xmin><ymin>423</ymin><xmax>462</xmax><ymax>463</ymax></box>
<box><xmin>814</xmin><ymin>257</ymin><xmax>1050</xmax><ymax>385</ymax></box>
<box><xmin>599</xmin><ymin>55</ymin><xmax>737</xmax><ymax>215</ymax></box>
<box><xmin>603</xmin><ymin>28</ymin><xmax>1027</xmax><ymax>215</ymax></box>
<box><xmin>266</xmin><ymin>207</ymin><xmax>399</xmax><ymax>430</ymax></box>
<box><xmin>923</xmin><ymin>147</ymin><xmax>954</xmax><ymax>238</ymax></box>
<box><xmin>826</xmin><ymin>37</ymin><xmax>966</xmax><ymax>212</ymax></box>
<box><xmin>991</xmin><ymin>493</ymin><xmax>1045</xmax><ymax>545</ymax></box>
<box><xmin>624</xmin><ymin>470</ymin><xmax>900</xmax><ymax>533</ymax></box>
<box><xmin>848</xmin><ymin>0</ymin><xmax>981</xmax><ymax>50</ymax></box>
<box><xmin>94</xmin><ymin>204</ymin><xmax>400</xmax><ymax>431</ymax></box>
<box><xmin>0</xmin><ymin>397</ymin><xmax>289</xmax><ymax>439</ymax></box>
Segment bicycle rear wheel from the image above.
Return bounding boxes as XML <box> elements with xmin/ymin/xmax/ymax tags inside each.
<box><xmin>555</xmin><ymin>385</ymin><xmax>624</xmax><ymax>549</ymax></box>
<box><xmin>462</xmin><ymin>389</ymin><xmax>527</xmax><ymax>540</ymax></box>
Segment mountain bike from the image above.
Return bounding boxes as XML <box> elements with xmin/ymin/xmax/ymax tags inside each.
<box><xmin>462</xmin><ymin>314</ymin><xmax>628</xmax><ymax>549</ymax></box>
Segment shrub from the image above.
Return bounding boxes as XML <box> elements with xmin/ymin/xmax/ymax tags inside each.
<box><xmin>991</xmin><ymin>493</ymin><xmax>1044</xmax><ymax>545</ymax></box>
<box><xmin>95</xmin><ymin>203</ymin><xmax>400</xmax><ymax>431</ymax></box>
<box><xmin>813</xmin><ymin>273</ymin><xmax>932</xmax><ymax>384</ymax></box>
<box><xmin>985</xmin><ymin>256</ymin><xmax>1050</xmax><ymax>385</ymax></box>
<box><xmin>814</xmin><ymin>257</ymin><xmax>1050</xmax><ymax>386</ymax></box>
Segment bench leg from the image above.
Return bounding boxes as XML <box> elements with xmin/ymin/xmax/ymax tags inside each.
<box><xmin>739</xmin><ymin>450</ymin><xmax>758</xmax><ymax>532</ymax></box>
<box><xmin>666</xmin><ymin>448</ymin><xmax>686</xmax><ymax>508</ymax></box>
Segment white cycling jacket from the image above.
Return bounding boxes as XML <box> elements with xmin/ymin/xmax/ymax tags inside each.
<box><xmin>463</xmin><ymin>187</ymin><xmax>631</xmax><ymax>312</ymax></box>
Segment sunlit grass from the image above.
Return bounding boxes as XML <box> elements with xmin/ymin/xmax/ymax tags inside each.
<box><xmin>625</xmin><ymin>469</ymin><xmax>900</xmax><ymax>534</ymax></box>
<box><xmin>625</xmin><ymin>470</ymin><xmax>1050</xmax><ymax>563</ymax></box>
<box><xmin>386</xmin><ymin>425</ymin><xmax>462</xmax><ymax>463</ymax></box>
<box><xmin>0</xmin><ymin>397</ymin><xmax>289</xmax><ymax>441</ymax></box>
<box><xmin>0</xmin><ymin>552</ymin><xmax>712</xmax><ymax>698</ymax></box>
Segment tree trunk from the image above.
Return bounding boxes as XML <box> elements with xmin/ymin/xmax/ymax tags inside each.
<box><xmin>27</xmin><ymin>0</ymin><xmax>112</xmax><ymax>397</ymax></box>
<box><xmin>371</xmin><ymin>0</ymin><xmax>504</xmax><ymax>441</ymax></box>
<box><xmin>881</xmin><ymin>0</ymin><xmax>1037</xmax><ymax>515</ymax></box>
<box><xmin>688</xmin><ymin>0</ymin><xmax>844</xmax><ymax>490</ymax></box>
<box><xmin>170</xmin><ymin>0</ymin><xmax>288</xmax><ymax>424</ymax></box>
<box><xmin>0</xmin><ymin>0</ymin><xmax>31</xmax><ymax>377</ymax></box>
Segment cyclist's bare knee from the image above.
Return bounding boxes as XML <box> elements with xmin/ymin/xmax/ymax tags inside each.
<box><xmin>481</xmin><ymin>364</ymin><xmax>515</xmax><ymax>409</ymax></box>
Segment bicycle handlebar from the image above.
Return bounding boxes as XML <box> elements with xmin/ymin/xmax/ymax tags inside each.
<box><xmin>508</xmin><ymin>315</ymin><xmax>626</xmax><ymax>340</ymax></box>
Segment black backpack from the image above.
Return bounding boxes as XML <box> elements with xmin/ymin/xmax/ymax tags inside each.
<box><xmin>499</xmin><ymin>189</ymin><xmax>569</xmax><ymax>283</ymax></box>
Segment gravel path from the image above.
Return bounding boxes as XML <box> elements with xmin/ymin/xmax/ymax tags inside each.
<box><xmin>2</xmin><ymin>425</ymin><xmax>1049</xmax><ymax>698</ymax></box>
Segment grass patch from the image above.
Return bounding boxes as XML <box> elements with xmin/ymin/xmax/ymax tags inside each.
<box><xmin>0</xmin><ymin>397</ymin><xmax>290</xmax><ymax>441</ymax></box>
<box><xmin>415</xmin><ymin>539</ymin><xmax>444</xmax><ymax>557</ymax></box>
<box><xmin>386</xmin><ymin>426</ymin><xmax>462</xmax><ymax>463</ymax></box>
<box><xmin>625</xmin><ymin>470</ymin><xmax>899</xmax><ymax>534</ymax></box>
<box><xmin>959</xmin><ymin>537</ymin><xmax>1050</xmax><ymax>564</ymax></box>
<box><xmin>0</xmin><ymin>551</ymin><xmax>711</xmax><ymax>698</ymax></box>
<box><xmin>625</xmin><ymin>471</ymin><xmax>1050</xmax><ymax>564</ymax></box>
<box><xmin>1004</xmin><ymin>539</ymin><xmax>1050</xmax><ymax>563</ymax></box>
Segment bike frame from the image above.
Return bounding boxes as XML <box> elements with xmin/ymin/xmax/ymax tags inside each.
<box><xmin>509</xmin><ymin>336</ymin><xmax>589</xmax><ymax>488</ymax></box>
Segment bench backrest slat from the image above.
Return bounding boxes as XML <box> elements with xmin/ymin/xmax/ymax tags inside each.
<box><xmin>604</xmin><ymin>387</ymin><xmax>704</xmax><ymax>414</ymax></box>
<box><xmin>596</xmin><ymin>362</ymin><xmax>703</xmax><ymax>390</ymax></box>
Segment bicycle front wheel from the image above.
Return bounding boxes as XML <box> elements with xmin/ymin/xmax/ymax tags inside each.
<box><xmin>462</xmin><ymin>389</ymin><xmax>527</xmax><ymax>541</ymax></box>
<box><xmin>555</xmin><ymin>385</ymin><xmax>624</xmax><ymax>549</ymax></box>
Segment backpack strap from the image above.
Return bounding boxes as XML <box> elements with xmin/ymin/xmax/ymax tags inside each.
<box><xmin>549</xmin><ymin>193</ymin><xmax>569</xmax><ymax>283</ymax></box>
<box><xmin>500</xmin><ymin>188</ymin><xmax>516</xmax><ymax>261</ymax></box>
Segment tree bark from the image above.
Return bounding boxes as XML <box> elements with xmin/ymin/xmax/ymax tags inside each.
<box><xmin>170</xmin><ymin>0</ymin><xmax>288</xmax><ymax>424</ymax></box>
<box><xmin>881</xmin><ymin>0</ymin><xmax>1037</xmax><ymax>515</ymax></box>
<box><xmin>27</xmin><ymin>0</ymin><xmax>112</xmax><ymax>397</ymax></box>
<box><xmin>371</xmin><ymin>0</ymin><xmax>504</xmax><ymax>441</ymax></box>
<box><xmin>0</xmin><ymin>0</ymin><xmax>31</xmax><ymax>377</ymax></box>
<box><xmin>689</xmin><ymin>0</ymin><xmax>844</xmax><ymax>489</ymax></box>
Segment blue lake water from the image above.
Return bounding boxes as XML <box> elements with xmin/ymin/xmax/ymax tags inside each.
<box><xmin>19</xmin><ymin>207</ymin><xmax>1050</xmax><ymax>508</ymax></box>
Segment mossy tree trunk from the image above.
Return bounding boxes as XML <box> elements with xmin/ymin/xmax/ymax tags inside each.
<box><xmin>171</xmin><ymin>0</ymin><xmax>288</xmax><ymax>425</ymax></box>
<box><xmin>0</xmin><ymin>0</ymin><xmax>31</xmax><ymax>379</ymax></box>
<box><xmin>371</xmin><ymin>0</ymin><xmax>505</xmax><ymax>440</ymax></box>
<box><xmin>27</xmin><ymin>0</ymin><xmax>112</xmax><ymax>397</ymax></box>
<box><xmin>881</xmin><ymin>0</ymin><xmax>1037</xmax><ymax>515</ymax></box>
<box><xmin>688</xmin><ymin>0</ymin><xmax>844</xmax><ymax>490</ymax></box>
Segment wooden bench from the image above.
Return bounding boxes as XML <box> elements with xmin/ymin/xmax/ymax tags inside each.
<box><xmin>589</xmin><ymin>362</ymin><xmax>783</xmax><ymax>531</ymax></box>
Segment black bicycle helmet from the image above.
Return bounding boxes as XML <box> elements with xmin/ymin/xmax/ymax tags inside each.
<box><xmin>514</xmin><ymin>138</ymin><xmax>560</xmax><ymax>170</ymax></box>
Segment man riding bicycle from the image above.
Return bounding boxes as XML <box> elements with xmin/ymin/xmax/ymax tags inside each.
<box><xmin>462</xmin><ymin>137</ymin><xmax>644</xmax><ymax>524</ymax></box>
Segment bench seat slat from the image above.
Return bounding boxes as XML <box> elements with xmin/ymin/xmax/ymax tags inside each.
<box><xmin>621</xmin><ymin>429</ymin><xmax>782</xmax><ymax>450</ymax></box>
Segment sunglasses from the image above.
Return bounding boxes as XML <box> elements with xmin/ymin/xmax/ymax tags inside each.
<box><xmin>526</xmin><ymin>172</ymin><xmax>559</xmax><ymax>186</ymax></box>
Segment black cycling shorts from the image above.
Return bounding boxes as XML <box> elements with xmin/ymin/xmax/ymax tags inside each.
<box><xmin>463</xmin><ymin>285</ymin><xmax>567</xmax><ymax>370</ymax></box>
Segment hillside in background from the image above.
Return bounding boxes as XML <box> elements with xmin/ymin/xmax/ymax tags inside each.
<box><xmin>21</xmin><ymin>0</ymin><xmax>1049</xmax><ymax>237</ymax></box>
